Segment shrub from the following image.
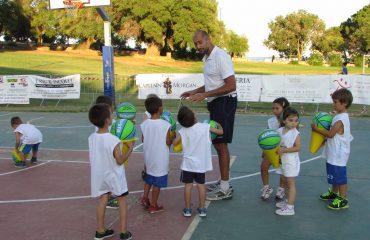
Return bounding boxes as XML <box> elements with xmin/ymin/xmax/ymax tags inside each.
<box><xmin>353</xmin><ymin>55</ymin><xmax>363</xmax><ymax>68</ymax></box>
<box><xmin>327</xmin><ymin>52</ymin><xmax>342</xmax><ymax>67</ymax></box>
<box><xmin>308</xmin><ymin>52</ymin><xmax>324</xmax><ymax>66</ymax></box>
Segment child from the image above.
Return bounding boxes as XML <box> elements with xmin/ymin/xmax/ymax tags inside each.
<box><xmin>11</xmin><ymin>116</ymin><xmax>42</xmax><ymax>168</ymax></box>
<box><xmin>311</xmin><ymin>88</ymin><xmax>353</xmax><ymax>210</ymax></box>
<box><xmin>88</xmin><ymin>103</ymin><xmax>134</xmax><ymax>240</ymax></box>
<box><xmin>260</xmin><ymin>97</ymin><xmax>290</xmax><ymax>200</ymax></box>
<box><xmin>140</xmin><ymin>95</ymin><xmax>173</xmax><ymax>214</ymax></box>
<box><xmin>173</xmin><ymin>106</ymin><xmax>223</xmax><ymax>217</ymax></box>
<box><xmin>275</xmin><ymin>107</ymin><xmax>301</xmax><ymax>216</ymax></box>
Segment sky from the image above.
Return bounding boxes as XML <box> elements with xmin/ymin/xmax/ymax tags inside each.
<box><xmin>217</xmin><ymin>0</ymin><xmax>369</xmax><ymax>57</ymax></box>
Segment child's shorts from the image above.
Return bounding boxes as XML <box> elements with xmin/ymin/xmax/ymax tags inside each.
<box><xmin>144</xmin><ymin>173</ymin><xmax>168</xmax><ymax>188</ymax></box>
<box><xmin>326</xmin><ymin>163</ymin><xmax>347</xmax><ymax>185</ymax></box>
<box><xmin>19</xmin><ymin>143</ymin><xmax>40</xmax><ymax>155</ymax></box>
<box><xmin>180</xmin><ymin>170</ymin><xmax>205</xmax><ymax>184</ymax></box>
<box><xmin>280</xmin><ymin>156</ymin><xmax>300</xmax><ymax>177</ymax></box>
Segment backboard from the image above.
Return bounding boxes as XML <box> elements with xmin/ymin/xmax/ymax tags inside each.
<box><xmin>49</xmin><ymin>0</ymin><xmax>111</xmax><ymax>9</ymax></box>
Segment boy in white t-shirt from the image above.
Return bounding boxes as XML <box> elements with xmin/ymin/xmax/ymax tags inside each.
<box><xmin>173</xmin><ymin>106</ymin><xmax>223</xmax><ymax>217</ymax></box>
<box><xmin>311</xmin><ymin>88</ymin><xmax>353</xmax><ymax>210</ymax></box>
<box><xmin>88</xmin><ymin>103</ymin><xmax>134</xmax><ymax>240</ymax></box>
<box><xmin>11</xmin><ymin>116</ymin><xmax>43</xmax><ymax>168</ymax></box>
<box><xmin>140</xmin><ymin>95</ymin><xmax>174</xmax><ymax>214</ymax></box>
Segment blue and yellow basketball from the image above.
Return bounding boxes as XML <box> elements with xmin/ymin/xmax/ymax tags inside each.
<box><xmin>116</xmin><ymin>102</ymin><xmax>136</xmax><ymax>120</ymax></box>
<box><xmin>312</xmin><ymin>112</ymin><xmax>333</xmax><ymax>130</ymax></box>
<box><xmin>110</xmin><ymin>119</ymin><xmax>136</xmax><ymax>141</ymax></box>
<box><xmin>161</xmin><ymin>111</ymin><xmax>177</xmax><ymax>132</ymax></box>
<box><xmin>203</xmin><ymin>119</ymin><xmax>218</xmax><ymax>140</ymax></box>
<box><xmin>258</xmin><ymin>129</ymin><xmax>281</xmax><ymax>150</ymax></box>
<box><xmin>12</xmin><ymin>150</ymin><xmax>21</xmax><ymax>162</ymax></box>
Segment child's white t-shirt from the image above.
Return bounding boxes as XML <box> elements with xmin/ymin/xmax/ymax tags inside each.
<box><xmin>322</xmin><ymin>113</ymin><xmax>353</xmax><ymax>166</ymax></box>
<box><xmin>88</xmin><ymin>132</ymin><xmax>128</xmax><ymax>197</ymax></box>
<box><xmin>140</xmin><ymin>119</ymin><xmax>171</xmax><ymax>177</ymax></box>
<box><xmin>179</xmin><ymin>122</ymin><xmax>213</xmax><ymax>173</ymax></box>
<box><xmin>277</xmin><ymin>127</ymin><xmax>300</xmax><ymax>177</ymax></box>
<box><xmin>267</xmin><ymin>117</ymin><xmax>279</xmax><ymax>130</ymax></box>
<box><xmin>14</xmin><ymin>124</ymin><xmax>43</xmax><ymax>144</ymax></box>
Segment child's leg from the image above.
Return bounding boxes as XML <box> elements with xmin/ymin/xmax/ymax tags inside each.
<box><xmin>197</xmin><ymin>184</ymin><xmax>206</xmax><ymax>209</ymax></box>
<box><xmin>286</xmin><ymin>177</ymin><xmax>296</xmax><ymax>206</ymax></box>
<box><xmin>184</xmin><ymin>183</ymin><xmax>193</xmax><ymax>208</ymax></box>
<box><xmin>331</xmin><ymin>184</ymin><xmax>339</xmax><ymax>193</ymax></box>
<box><xmin>151</xmin><ymin>186</ymin><xmax>161</xmax><ymax>206</ymax></box>
<box><xmin>143</xmin><ymin>183</ymin><xmax>151</xmax><ymax>199</ymax></box>
<box><xmin>279</xmin><ymin>175</ymin><xmax>285</xmax><ymax>188</ymax></box>
<box><xmin>117</xmin><ymin>195</ymin><xmax>128</xmax><ymax>233</ymax></box>
<box><xmin>260</xmin><ymin>158</ymin><xmax>271</xmax><ymax>186</ymax></box>
<box><xmin>338</xmin><ymin>184</ymin><xmax>348</xmax><ymax>199</ymax></box>
<box><xmin>96</xmin><ymin>193</ymin><xmax>109</xmax><ymax>233</ymax></box>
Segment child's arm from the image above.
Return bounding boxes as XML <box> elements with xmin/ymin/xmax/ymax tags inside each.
<box><xmin>277</xmin><ymin>135</ymin><xmax>301</xmax><ymax>155</ymax></box>
<box><xmin>166</xmin><ymin>129</ymin><xmax>173</xmax><ymax>146</ymax></box>
<box><xmin>113</xmin><ymin>141</ymin><xmax>135</xmax><ymax>165</ymax></box>
<box><xmin>210</xmin><ymin>121</ymin><xmax>224</xmax><ymax>136</ymax></box>
<box><xmin>311</xmin><ymin>121</ymin><xmax>343</xmax><ymax>138</ymax></box>
<box><xmin>14</xmin><ymin>132</ymin><xmax>21</xmax><ymax>153</ymax></box>
<box><xmin>141</xmin><ymin>134</ymin><xmax>144</xmax><ymax>143</ymax></box>
<box><xmin>172</xmin><ymin>133</ymin><xmax>181</xmax><ymax>146</ymax></box>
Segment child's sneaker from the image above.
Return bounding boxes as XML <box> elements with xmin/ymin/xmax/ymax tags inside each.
<box><xmin>275</xmin><ymin>205</ymin><xmax>295</xmax><ymax>216</ymax></box>
<box><xmin>30</xmin><ymin>157</ymin><xmax>37</xmax><ymax>164</ymax></box>
<box><xmin>275</xmin><ymin>187</ymin><xmax>285</xmax><ymax>200</ymax></box>
<box><xmin>140</xmin><ymin>197</ymin><xmax>150</xmax><ymax>209</ymax></box>
<box><xmin>327</xmin><ymin>196</ymin><xmax>349</xmax><ymax>210</ymax></box>
<box><xmin>148</xmin><ymin>205</ymin><xmax>164</xmax><ymax>214</ymax></box>
<box><xmin>197</xmin><ymin>207</ymin><xmax>207</xmax><ymax>217</ymax></box>
<box><xmin>182</xmin><ymin>208</ymin><xmax>192</xmax><ymax>217</ymax></box>
<box><xmin>319</xmin><ymin>188</ymin><xmax>338</xmax><ymax>201</ymax></box>
<box><xmin>275</xmin><ymin>199</ymin><xmax>287</xmax><ymax>209</ymax></box>
<box><xmin>261</xmin><ymin>185</ymin><xmax>273</xmax><ymax>200</ymax></box>
<box><xmin>120</xmin><ymin>231</ymin><xmax>133</xmax><ymax>240</ymax></box>
<box><xmin>94</xmin><ymin>228</ymin><xmax>114</xmax><ymax>240</ymax></box>
<box><xmin>106</xmin><ymin>199</ymin><xmax>118</xmax><ymax>209</ymax></box>
<box><xmin>14</xmin><ymin>161</ymin><xmax>26</xmax><ymax>168</ymax></box>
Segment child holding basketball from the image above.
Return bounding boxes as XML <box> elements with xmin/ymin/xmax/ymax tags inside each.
<box><xmin>260</xmin><ymin>97</ymin><xmax>289</xmax><ymax>200</ymax></box>
<box><xmin>11</xmin><ymin>116</ymin><xmax>43</xmax><ymax>168</ymax></box>
<box><xmin>88</xmin><ymin>103</ymin><xmax>134</xmax><ymax>240</ymax></box>
<box><xmin>140</xmin><ymin>95</ymin><xmax>174</xmax><ymax>214</ymax></box>
<box><xmin>311</xmin><ymin>88</ymin><xmax>353</xmax><ymax>210</ymax></box>
<box><xmin>275</xmin><ymin>107</ymin><xmax>301</xmax><ymax>216</ymax></box>
<box><xmin>173</xmin><ymin>106</ymin><xmax>223</xmax><ymax>217</ymax></box>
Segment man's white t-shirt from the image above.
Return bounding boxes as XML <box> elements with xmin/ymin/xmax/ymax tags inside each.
<box><xmin>322</xmin><ymin>113</ymin><xmax>353</xmax><ymax>166</ymax></box>
<box><xmin>203</xmin><ymin>46</ymin><xmax>236</xmax><ymax>102</ymax></box>
<box><xmin>140</xmin><ymin>119</ymin><xmax>171</xmax><ymax>177</ymax></box>
<box><xmin>179</xmin><ymin>123</ymin><xmax>213</xmax><ymax>173</ymax></box>
<box><xmin>14</xmin><ymin>124</ymin><xmax>43</xmax><ymax>144</ymax></box>
<box><xmin>89</xmin><ymin>133</ymin><xmax>128</xmax><ymax>197</ymax></box>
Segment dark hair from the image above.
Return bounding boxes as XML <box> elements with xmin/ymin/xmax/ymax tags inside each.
<box><xmin>273</xmin><ymin>97</ymin><xmax>290</xmax><ymax>109</ymax></box>
<box><xmin>177</xmin><ymin>106</ymin><xmax>196</xmax><ymax>128</ymax></box>
<box><xmin>281</xmin><ymin>107</ymin><xmax>299</xmax><ymax>127</ymax></box>
<box><xmin>145</xmin><ymin>95</ymin><xmax>162</xmax><ymax>115</ymax></box>
<box><xmin>95</xmin><ymin>95</ymin><xmax>113</xmax><ymax>107</ymax></box>
<box><xmin>88</xmin><ymin>103</ymin><xmax>111</xmax><ymax>128</ymax></box>
<box><xmin>343</xmin><ymin>62</ymin><xmax>347</xmax><ymax>67</ymax></box>
<box><xmin>11</xmin><ymin>116</ymin><xmax>22</xmax><ymax>126</ymax></box>
<box><xmin>194</xmin><ymin>30</ymin><xmax>209</xmax><ymax>39</ymax></box>
<box><xmin>332</xmin><ymin>88</ymin><xmax>353</xmax><ymax>108</ymax></box>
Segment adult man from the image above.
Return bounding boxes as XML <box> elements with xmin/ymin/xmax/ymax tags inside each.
<box><xmin>180</xmin><ymin>30</ymin><xmax>237</xmax><ymax>200</ymax></box>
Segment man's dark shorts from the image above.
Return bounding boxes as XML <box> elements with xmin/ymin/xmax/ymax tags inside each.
<box><xmin>207</xmin><ymin>94</ymin><xmax>237</xmax><ymax>144</ymax></box>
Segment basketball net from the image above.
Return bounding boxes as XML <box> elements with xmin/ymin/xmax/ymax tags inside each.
<box><xmin>63</xmin><ymin>0</ymin><xmax>83</xmax><ymax>16</ymax></box>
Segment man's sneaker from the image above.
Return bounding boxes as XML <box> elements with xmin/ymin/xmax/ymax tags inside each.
<box><xmin>106</xmin><ymin>199</ymin><xmax>119</xmax><ymax>209</ymax></box>
<box><xmin>206</xmin><ymin>187</ymin><xmax>233</xmax><ymax>201</ymax></box>
<box><xmin>148</xmin><ymin>205</ymin><xmax>164</xmax><ymax>214</ymax></box>
<box><xmin>94</xmin><ymin>228</ymin><xmax>114</xmax><ymax>240</ymax></box>
<box><xmin>275</xmin><ymin>187</ymin><xmax>285</xmax><ymax>200</ymax></box>
<box><xmin>197</xmin><ymin>208</ymin><xmax>207</xmax><ymax>217</ymax></box>
<box><xmin>275</xmin><ymin>199</ymin><xmax>287</xmax><ymax>209</ymax></box>
<box><xmin>120</xmin><ymin>231</ymin><xmax>133</xmax><ymax>240</ymax></box>
<box><xmin>30</xmin><ymin>157</ymin><xmax>37</xmax><ymax>164</ymax></box>
<box><xmin>275</xmin><ymin>206</ymin><xmax>295</xmax><ymax>216</ymax></box>
<box><xmin>182</xmin><ymin>208</ymin><xmax>192</xmax><ymax>217</ymax></box>
<box><xmin>261</xmin><ymin>186</ymin><xmax>273</xmax><ymax>200</ymax></box>
<box><xmin>327</xmin><ymin>196</ymin><xmax>349</xmax><ymax>210</ymax></box>
<box><xmin>207</xmin><ymin>180</ymin><xmax>234</xmax><ymax>192</ymax></box>
<box><xmin>140</xmin><ymin>197</ymin><xmax>150</xmax><ymax>209</ymax></box>
<box><xmin>14</xmin><ymin>161</ymin><xmax>26</xmax><ymax>168</ymax></box>
<box><xmin>141</xmin><ymin>170</ymin><xmax>147</xmax><ymax>181</ymax></box>
<box><xmin>319</xmin><ymin>188</ymin><xmax>338</xmax><ymax>201</ymax></box>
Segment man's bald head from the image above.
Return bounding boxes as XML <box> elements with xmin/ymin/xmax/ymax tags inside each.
<box><xmin>193</xmin><ymin>30</ymin><xmax>213</xmax><ymax>56</ymax></box>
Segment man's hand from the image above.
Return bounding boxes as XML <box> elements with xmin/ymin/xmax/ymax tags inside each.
<box><xmin>180</xmin><ymin>91</ymin><xmax>193</xmax><ymax>99</ymax></box>
<box><xmin>187</xmin><ymin>93</ymin><xmax>206</xmax><ymax>102</ymax></box>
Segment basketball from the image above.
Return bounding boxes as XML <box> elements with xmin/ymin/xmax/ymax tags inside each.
<box><xmin>312</xmin><ymin>112</ymin><xmax>333</xmax><ymax>130</ymax></box>
<box><xmin>116</xmin><ymin>102</ymin><xmax>136</xmax><ymax>120</ymax></box>
<box><xmin>110</xmin><ymin>119</ymin><xmax>136</xmax><ymax>141</ymax></box>
<box><xmin>11</xmin><ymin>150</ymin><xmax>21</xmax><ymax>162</ymax></box>
<box><xmin>258</xmin><ymin>129</ymin><xmax>281</xmax><ymax>150</ymax></box>
<box><xmin>203</xmin><ymin>119</ymin><xmax>218</xmax><ymax>140</ymax></box>
<box><xmin>161</xmin><ymin>111</ymin><xmax>177</xmax><ymax>131</ymax></box>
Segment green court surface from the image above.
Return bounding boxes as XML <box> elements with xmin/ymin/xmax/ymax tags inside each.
<box><xmin>0</xmin><ymin>112</ymin><xmax>369</xmax><ymax>240</ymax></box>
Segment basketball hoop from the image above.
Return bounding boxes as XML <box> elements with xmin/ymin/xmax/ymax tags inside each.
<box><xmin>63</xmin><ymin>0</ymin><xmax>83</xmax><ymax>16</ymax></box>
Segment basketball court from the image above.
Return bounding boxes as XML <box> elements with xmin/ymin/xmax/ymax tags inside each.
<box><xmin>1</xmin><ymin>112</ymin><xmax>369</xmax><ymax>240</ymax></box>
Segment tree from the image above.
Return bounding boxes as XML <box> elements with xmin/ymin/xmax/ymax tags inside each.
<box><xmin>225</xmin><ymin>30</ymin><xmax>249</xmax><ymax>58</ymax></box>
<box><xmin>264</xmin><ymin>10</ymin><xmax>325</xmax><ymax>60</ymax></box>
<box><xmin>311</xmin><ymin>27</ymin><xmax>345</xmax><ymax>57</ymax></box>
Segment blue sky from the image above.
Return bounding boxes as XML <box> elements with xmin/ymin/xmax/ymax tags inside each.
<box><xmin>217</xmin><ymin>0</ymin><xmax>369</xmax><ymax>57</ymax></box>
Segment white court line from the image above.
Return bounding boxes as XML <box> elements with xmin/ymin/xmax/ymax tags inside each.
<box><xmin>0</xmin><ymin>161</ymin><xmax>50</xmax><ymax>176</ymax></box>
<box><xmin>0</xmin><ymin>112</ymin><xmax>18</xmax><ymax>117</ymax></box>
<box><xmin>27</xmin><ymin>117</ymin><xmax>44</xmax><ymax>123</ymax></box>
<box><xmin>35</xmin><ymin>125</ymin><xmax>93</xmax><ymax>129</ymax></box>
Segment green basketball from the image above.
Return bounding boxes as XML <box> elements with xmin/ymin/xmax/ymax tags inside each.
<box><xmin>312</xmin><ymin>112</ymin><xmax>333</xmax><ymax>130</ymax></box>
<box><xmin>161</xmin><ymin>111</ymin><xmax>177</xmax><ymax>131</ymax></box>
<box><xmin>110</xmin><ymin>119</ymin><xmax>136</xmax><ymax>140</ymax></box>
<box><xmin>116</xmin><ymin>102</ymin><xmax>136</xmax><ymax>120</ymax></box>
<box><xmin>258</xmin><ymin>129</ymin><xmax>281</xmax><ymax>150</ymax></box>
<box><xmin>203</xmin><ymin>119</ymin><xmax>218</xmax><ymax>140</ymax></box>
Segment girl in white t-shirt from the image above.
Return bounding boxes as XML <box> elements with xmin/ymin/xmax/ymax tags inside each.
<box><xmin>275</xmin><ymin>107</ymin><xmax>301</xmax><ymax>216</ymax></box>
<box><xmin>173</xmin><ymin>106</ymin><xmax>223</xmax><ymax>217</ymax></box>
<box><xmin>260</xmin><ymin>97</ymin><xmax>290</xmax><ymax>200</ymax></box>
<box><xmin>88</xmin><ymin>103</ymin><xmax>134</xmax><ymax>240</ymax></box>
